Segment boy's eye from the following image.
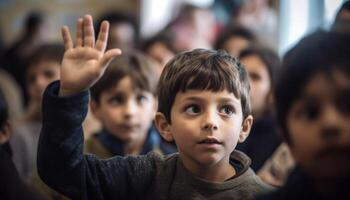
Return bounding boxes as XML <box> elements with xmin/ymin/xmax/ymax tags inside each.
<box><xmin>136</xmin><ymin>95</ymin><xmax>148</xmax><ymax>104</ymax></box>
<box><xmin>185</xmin><ymin>105</ymin><xmax>201</xmax><ymax>115</ymax></box>
<box><xmin>298</xmin><ymin>103</ymin><xmax>320</xmax><ymax>120</ymax></box>
<box><xmin>249</xmin><ymin>72</ymin><xmax>262</xmax><ymax>81</ymax></box>
<box><xmin>44</xmin><ymin>70</ymin><xmax>56</xmax><ymax>79</ymax></box>
<box><xmin>108</xmin><ymin>96</ymin><xmax>124</xmax><ymax>105</ymax></box>
<box><xmin>219</xmin><ymin>105</ymin><xmax>235</xmax><ymax>116</ymax></box>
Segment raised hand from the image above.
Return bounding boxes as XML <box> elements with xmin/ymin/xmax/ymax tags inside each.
<box><xmin>59</xmin><ymin>15</ymin><xmax>122</xmax><ymax>96</ymax></box>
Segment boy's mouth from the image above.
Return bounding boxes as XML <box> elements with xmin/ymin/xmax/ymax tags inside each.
<box><xmin>198</xmin><ymin>138</ymin><xmax>222</xmax><ymax>144</ymax></box>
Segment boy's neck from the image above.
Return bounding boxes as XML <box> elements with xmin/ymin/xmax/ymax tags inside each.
<box><xmin>180</xmin><ymin>155</ymin><xmax>236</xmax><ymax>183</ymax></box>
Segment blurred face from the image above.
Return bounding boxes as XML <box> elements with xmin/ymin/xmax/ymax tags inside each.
<box><xmin>169</xmin><ymin>90</ymin><xmax>252</xmax><ymax>175</ymax></box>
<box><xmin>223</xmin><ymin>36</ymin><xmax>250</xmax><ymax>58</ymax></box>
<box><xmin>93</xmin><ymin>76</ymin><xmax>156</xmax><ymax>143</ymax></box>
<box><xmin>241</xmin><ymin>55</ymin><xmax>271</xmax><ymax>118</ymax></box>
<box><xmin>287</xmin><ymin>70</ymin><xmax>350</xmax><ymax>181</ymax></box>
<box><xmin>147</xmin><ymin>42</ymin><xmax>174</xmax><ymax>73</ymax></box>
<box><xmin>108</xmin><ymin>22</ymin><xmax>135</xmax><ymax>51</ymax></box>
<box><xmin>27</xmin><ymin>61</ymin><xmax>60</xmax><ymax>104</ymax></box>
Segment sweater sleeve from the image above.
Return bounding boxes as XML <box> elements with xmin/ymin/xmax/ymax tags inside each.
<box><xmin>37</xmin><ymin>81</ymin><xmax>156</xmax><ymax>200</ymax></box>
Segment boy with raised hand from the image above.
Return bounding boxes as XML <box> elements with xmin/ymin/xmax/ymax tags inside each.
<box><xmin>38</xmin><ymin>15</ymin><xmax>271</xmax><ymax>200</ymax></box>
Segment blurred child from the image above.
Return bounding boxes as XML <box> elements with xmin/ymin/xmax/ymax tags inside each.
<box><xmin>214</xmin><ymin>25</ymin><xmax>256</xmax><ymax>58</ymax></box>
<box><xmin>257</xmin><ymin>31</ymin><xmax>350</xmax><ymax>199</ymax></box>
<box><xmin>86</xmin><ymin>52</ymin><xmax>176</xmax><ymax>158</ymax></box>
<box><xmin>140</xmin><ymin>32</ymin><xmax>176</xmax><ymax>76</ymax></box>
<box><xmin>95</xmin><ymin>11</ymin><xmax>139</xmax><ymax>53</ymax></box>
<box><xmin>10</xmin><ymin>43</ymin><xmax>63</xmax><ymax>182</ymax></box>
<box><xmin>236</xmin><ymin>46</ymin><xmax>281</xmax><ymax>172</ymax></box>
<box><xmin>37</xmin><ymin>15</ymin><xmax>272</xmax><ymax>199</ymax></box>
<box><xmin>0</xmin><ymin>89</ymin><xmax>43</xmax><ymax>200</ymax></box>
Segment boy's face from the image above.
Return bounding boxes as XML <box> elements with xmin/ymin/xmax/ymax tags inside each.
<box><xmin>92</xmin><ymin>76</ymin><xmax>156</xmax><ymax>143</ymax></box>
<box><xmin>27</xmin><ymin>61</ymin><xmax>60</xmax><ymax>104</ymax></box>
<box><xmin>241</xmin><ymin>55</ymin><xmax>271</xmax><ymax>118</ymax></box>
<box><xmin>286</xmin><ymin>70</ymin><xmax>350</xmax><ymax>181</ymax></box>
<box><xmin>159</xmin><ymin>89</ymin><xmax>252</xmax><ymax>171</ymax></box>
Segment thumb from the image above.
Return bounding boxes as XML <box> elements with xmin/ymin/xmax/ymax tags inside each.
<box><xmin>100</xmin><ymin>48</ymin><xmax>122</xmax><ymax>68</ymax></box>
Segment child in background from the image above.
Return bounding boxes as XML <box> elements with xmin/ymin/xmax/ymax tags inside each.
<box><xmin>214</xmin><ymin>25</ymin><xmax>256</xmax><ymax>58</ymax></box>
<box><xmin>140</xmin><ymin>32</ymin><xmax>176</xmax><ymax>76</ymax></box>
<box><xmin>10</xmin><ymin>43</ymin><xmax>63</xmax><ymax>182</ymax></box>
<box><xmin>236</xmin><ymin>46</ymin><xmax>281</xmax><ymax>172</ymax></box>
<box><xmin>257</xmin><ymin>31</ymin><xmax>350</xmax><ymax>199</ymax></box>
<box><xmin>86</xmin><ymin>52</ymin><xmax>176</xmax><ymax>158</ymax></box>
<box><xmin>37</xmin><ymin>15</ymin><xmax>272</xmax><ymax>200</ymax></box>
<box><xmin>0</xmin><ymin>89</ymin><xmax>43</xmax><ymax>200</ymax></box>
<box><xmin>32</xmin><ymin>52</ymin><xmax>174</xmax><ymax>200</ymax></box>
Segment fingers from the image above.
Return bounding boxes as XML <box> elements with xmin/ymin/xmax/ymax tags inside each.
<box><xmin>95</xmin><ymin>20</ymin><xmax>109</xmax><ymax>52</ymax></box>
<box><xmin>100</xmin><ymin>48</ymin><xmax>122</xmax><ymax>68</ymax></box>
<box><xmin>76</xmin><ymin>18</ymin><xmax>83</xmax><ymax>47</ymax></box>
<box><xmin>61</xmin><ymin>26</ymin><xmax>73</xmax><ymax>50</ymax></box>
<box><xmin>83</xmin><ymin>15</ymin><xmax>95</xmax><ymax>48</ymax></box>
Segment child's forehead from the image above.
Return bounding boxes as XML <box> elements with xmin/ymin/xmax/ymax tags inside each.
<box><xmin>175</xmin><ymin>89</ymin><xmax>241</xmax><ymax>102</ymax></box>
<box><xmin>29</xmin><ymin>60</ymin><xmax>61</xmax><ymax>70</ymax></box>
<box><xmin>27</xmin><ymin>60</ymin><xmax>60</xmax><ymax>73</ymax></box>
<box><xmin>104</xmin><ymin>77</ymin><xmax>152</xmax><ymax>95</ymax></box>
<box><xmin>300</xmin><ymin>70</ymin><xmax>350</xmax><ymax>100</ymax></box>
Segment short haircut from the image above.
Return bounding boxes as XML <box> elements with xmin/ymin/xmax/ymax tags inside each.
<box><xmin>239</xmin><ymin>46</ymin><xmax>280</xmax><ymax>86</ymax></box>
<box><xmin>91</xmin><ymin>52</ymin><xmax>158</xmax><ymax>103</ymax></box>
<box><xmin>214</xmin><ymin>25</ymin><xmax>256</xmax><ymax>51</ymax></box>
<box><xmin>157</xmin><ymin>48</ymin><xmax>251</xmax><ymax>123</ymax></box>
<box><xmin>275</xmin><ymin>31</ymin><xmax>350</xmax><ymax>143</ymax></box>
<box><xmin>0</xmin><ymin>89</ymin><xmax>8</xmax><ymax>129</ymax></box>
<box><xmin>26</xmin><ymin>43</ymin><xmax>64</xmax><ymax>74</ymax></box>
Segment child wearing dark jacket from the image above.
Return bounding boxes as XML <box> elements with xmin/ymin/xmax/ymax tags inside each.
<box><xmin>37</xmin><ymin>15</ymin><xmax>272</xmax><ymax>200</ymax></box>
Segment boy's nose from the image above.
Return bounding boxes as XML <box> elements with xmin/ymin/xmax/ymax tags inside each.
<box><xmin>124</xmin><ymin>100</ymin><xmax>138</xmax><ymax>117</ymax></box>
<box><xmin>201</xmin><ymin>109</ymin><xmax>219</xmax><ymax>132</ymax></box>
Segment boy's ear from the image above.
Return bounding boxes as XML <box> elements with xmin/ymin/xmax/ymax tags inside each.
<box><xmin>155</xmin><ymin>112</ymin><xmax>173</xmax><ymax>142</ymax></box>
<box><xmin>238</xmin><ymin>115</ymin><xmax>253</xmax><ymax>143</ymax></box>
<box><xmin>0</xmin><ymin>121</ymin><xmax>12</xmax><ymax>145</ymax></box>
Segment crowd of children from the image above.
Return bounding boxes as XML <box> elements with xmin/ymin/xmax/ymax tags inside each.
<box><xmin>0</xmin><ymin>1</ymin><xmax>349</xmax><ymax>199</ymax></box>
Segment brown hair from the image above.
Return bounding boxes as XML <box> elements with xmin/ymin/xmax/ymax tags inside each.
<box><xmin>26</xmin><ymin>43</ymin><xmax>64</xmax><ymax>72</ymax></box>
<box><xmin>91</xmin><ymin>52</ymin><xmax>158</xmax><ymax>103</ymax></box>
<box><xmin>157</xmin><ymin>48</ymin><xmax>251</xmax><ymax>123</ymax></box>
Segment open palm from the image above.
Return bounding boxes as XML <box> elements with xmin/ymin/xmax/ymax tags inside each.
<box><xmin>59</xmin><ymin>15</ymin><xmax>121</xmax><ymax>96</ymax></box>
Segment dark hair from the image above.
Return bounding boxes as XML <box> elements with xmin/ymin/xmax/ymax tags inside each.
<box><xmin>239</xmin><ymin>46</ymin><xmax>280</xmax><ymax>86</ymax></box>
<box><xmin>140</xmin><ymin>31</ymin><xmax>176</xmax><ymax>54</ymax></box>
<box><xmin>335</xmin><ymin>0</ymin><xmax>350</xmax><ymax>20</ymax></box>
<box><xmin>157</xmin><ymin>48</ymin><xmax>251</xmax><ymax>123</ymax></box>
<box><xmin>26</xmin><ymin>43</ymin><xmax>64</xmax><ymax>74</ymax></box>
<box><xmin>214</xmin><ymin>25</ymin><xmax>256</xmax><ymax>50</ymax></box>
<box><xmin>91</xmin><ymin>52</ymin><xmax>158</xmax><ymax>103</ymax></box>
<box><xmin>275</xmin><ymin>31</ymin><xmax>350</xmax><ymax>143</ymax></box>
<box><xmin>0</xmin><ymin>90</ymin><xmax>8</xmax><ymax>129</ymax></box>
<box><xmin>95</xmin><ymin>11</ymin><xmax>139</xmax><ymax>42</ymax></box>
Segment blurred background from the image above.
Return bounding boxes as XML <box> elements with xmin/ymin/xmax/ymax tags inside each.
<box><xmin>0</xmin><ymin>0</ymin><xmax>345</xmax><ymax>55</ymax></box>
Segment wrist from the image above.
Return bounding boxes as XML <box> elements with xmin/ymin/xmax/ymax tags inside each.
<box><xmin>59</xmin><ymin>87</ymin><xmax>78</xmax><ymax>97</ymax></box>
